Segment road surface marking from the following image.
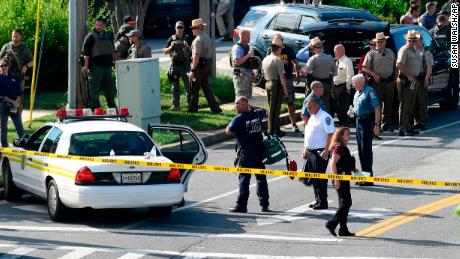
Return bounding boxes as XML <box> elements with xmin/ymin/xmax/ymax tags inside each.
<box><xmin>0</xmin><ymin>225</ymin><xmax>341</xmax><ymax>242</ymax></box>
<box><xmin>4</xmin><ymin>247</ymin><xmax>36</xmax><ymax>259</ymax></box>
<box><xmin>58</xmin><ymin>248</ymin><xmax>96</xmax><ymax>259</ymax></box>
<box><xmin>117</xmin><ymin>252</ymin><xmax>148</xmax><ymax>259</ymax></box>
<box><xmin>0</xmin><ymin>243</ymin><xmax>431</xmax><ymax>259</ymax></box>
<box><xmin>357</xmin><ymin>193</ymin><xmax>460</xmax><ymax>237</ymax></box>
<box><xmin>12</xmin><ymin>204</ymin><xmax>47</xmax><ymax>214</ymax></box>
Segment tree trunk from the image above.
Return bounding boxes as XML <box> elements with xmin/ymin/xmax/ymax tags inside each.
<box><xmin>114</xmin><ymin>0</ymin><xmax>150</xmax><ymax>32</ymax></box>
<box><xmin>199</xmin><ymin>0</ymin><xmax>211</xmax><ymax>35</ymax></box>
<box><xmin>76</xmin><ymin>0</ymin><xmax>88</xmax><ymax>108</ymax></box>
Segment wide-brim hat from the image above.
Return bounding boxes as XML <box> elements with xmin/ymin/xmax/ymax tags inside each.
<box><xmin>270</xmin><ymin>38</ymin><xmax>284</xmax><ymax>48</ymax></box>
<box><xmin>190</xmin><ymin>18</ymin><xmax>206</xmax><ymax>29</ymax></box>
<box><xmin>374</xmin><ymin>32</ymin><xmax>389</xmax><ymax>41</ymax></box>
<box><xmin>403</xmin><ymin>29</ymin><xmax>421</xmax><ymax>40</ymax></box>
<box><xmin>307</xmin><ymin>37</ymin><xmax>324</xmax><ymax>49</ymax></box>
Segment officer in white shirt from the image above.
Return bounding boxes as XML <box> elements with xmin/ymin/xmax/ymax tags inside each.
<box><xmin>302</xmin><ymin>98</ymin><xmax>335</xmax><ymax>209</ymax></box>
<box><xmin>333</xmin><ymin>44</ymin><xmax>354</xmax><ymax>126</ymax></box>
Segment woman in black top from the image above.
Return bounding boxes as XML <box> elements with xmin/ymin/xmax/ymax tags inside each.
<box><xmin>325</xmin><ymin>127</ymin><xmax>356</xmax><ymax>237</ymax></box>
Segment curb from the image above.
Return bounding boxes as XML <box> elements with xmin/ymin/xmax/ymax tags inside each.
<box><xmin>198</xmin><ymin>110</ymin><xmax>302</xmax><ymax>147</ymax></box>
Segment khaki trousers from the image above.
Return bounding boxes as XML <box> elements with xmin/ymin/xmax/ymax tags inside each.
<box><xmin>266</xmin><ymin>80</ymin><xmax>283</xmax><ymax>135</ymax></box>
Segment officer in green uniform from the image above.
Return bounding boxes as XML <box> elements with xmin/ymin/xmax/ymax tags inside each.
<box><xmin>396</xmin><ymin>29</ymin><xmax>423</xmax><ymax>136</ymax></box>
<box><xmin>0</xmin><ymin>29</ymin><xmax>34</xmax><ymax>91</ymax></box>
<box><xmin>114</xmin><ymin>25</ymin><xmax>131</xmax><ymax>60</ymax></box>
<box><xmin>188</xmin><ymin>18</ymin><xmax>222</xmax><ymax>114</ymax></box>
<box><xmin>413</xmin><ymin>33</ymin><xmax>433</xmax><ymax>131</ymax></box>
<box><xmin>302</xmin><ymin>37</ymin><xmax>336</xmax><ymax>113</ymax></box>
<box><xmin>126</xmin><ymin>30</ymin><xmax>152</xmax><ymax>59</ymax></box>
<box><xmin>81</xmin><ymin>17</ymin><xmax>117</xmax><ymax>109</ymax></box>
<box><xmin>362</xmin><ymin>32</ymin><xmax>396</xmax><ymax>132</ymax></box>
<box><xmin>261</xmin><ymin>38</ymin><xmax>288</xmax><ymax>136</ymax></box>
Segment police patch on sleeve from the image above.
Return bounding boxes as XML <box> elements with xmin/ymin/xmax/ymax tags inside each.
<box><xmin>370</xmin><ymin>92</ymin><xmax>377</xmax><ymax>99</ymax></box>
<box><xmin>326</xmin><ymin>117</ymin><xmax>332</xmax><ymax>125</ymax></box>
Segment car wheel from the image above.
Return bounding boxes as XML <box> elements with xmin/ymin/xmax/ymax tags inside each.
<box><xmin>3</xmin><ymin>161</ymin><xmax>22</xmax><ymax>201</ymax></box>
<box><xmin>148</xmin><ymin>206</ymin><xmax>172</xmax><ymax>218</ymax></box>
<box><xmin>47</xmin><ymin>180</ymin><xmax>67</xmax><ymax>221</ymax></box>
<box><xmin>440</xmin><ymin>68</ymin><xmax>459</xmax><ymax>110</ymax></box>
<box><xmin>252</xmin><ymin>55</ymin><xmax>266</xmax><ymax>88</ymax></box>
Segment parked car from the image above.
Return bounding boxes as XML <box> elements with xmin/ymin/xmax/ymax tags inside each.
<box><xmin>387</xmin><ymin>25</ymin><xmax>458</xmax><ymax>110</ymax></box>
<box><xmin>1</xmin><ymin>109</ymin><xmax>207</xmax><ymax>221</ymax></box>
<box><xmin>234</xmin><ymin>3</ymin><xmax>389</xmax><ymax>87</ymax></box>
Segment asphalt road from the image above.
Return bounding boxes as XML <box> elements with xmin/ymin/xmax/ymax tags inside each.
<box><xmin>1</xmin><ymin>104</ymin><xmax>460</xmax><ymax>258</ymax></box>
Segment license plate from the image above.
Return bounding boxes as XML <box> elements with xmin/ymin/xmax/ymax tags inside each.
<box><xmin>121</xmin><ymin>173</ymin><xmax>142</xmax><ymax>184</ymax></box>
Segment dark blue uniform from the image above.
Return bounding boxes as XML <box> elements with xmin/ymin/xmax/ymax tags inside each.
<box><xmin>301</xmin><ymin>93</ymin><xmax>326</xmax><ymax>117</ymax></box>
<box><xmin>353</xmin><ymin>85</ymin><xmax>379</xmax><ymax>177</ymax></box>
<box><xmin>227</xmin><ymin>108</ymin><xmax>269</xmax><ymax>209</ymax></box>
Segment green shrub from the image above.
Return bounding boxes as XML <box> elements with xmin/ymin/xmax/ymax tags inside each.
<box><xmin>331</xmin><ymin>0</ymin><xmax>407</xmax><ymax>23</ymax></box>
<box><xmin>0</xmin><ymin>0</ymin><xmax>68</xmax><ymax>91</ymax></box>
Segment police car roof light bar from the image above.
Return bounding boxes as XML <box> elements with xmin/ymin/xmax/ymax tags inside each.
<box><xmin>56</xmin><ymin>108</ymin><xmax>131</xmax><ymax>122</ymax></box>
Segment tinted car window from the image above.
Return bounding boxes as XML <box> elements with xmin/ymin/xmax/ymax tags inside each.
<box><xmin>239</xmin><ymin>9</ymin><xmax>267</xmax><ymax>28</ymax></box>
<box><xmin>299</xmin><ymin>15</ymin><xmax>317</xmax><ymax>31</ymax></box>
<box><xmin>319</xmin><ymin>11</ymin><xmax>379</xmax><ymax>21</ymax></box>
<box><xmin>272</xmin><ymin>13</ymin><xmax>300</xmax><ymax>33</ymax></box>
<box><xmin>41</xmin><ymin>128</ymin><xmax>62</xmax><ymax>153</ymax></box>
<box><xmin>69</xmin><ymin>131</ymin><xmax>155</xmax><ymax>157</ymax></box>
<box><xmin>27</xmin><ymin>126</ymin><xmax>52</xmax><ymax>151</ymax></box>
<box><xmin>419</xmin><ymin>29</ymin><xmax>437</xmax><ymax>51</ymax></box>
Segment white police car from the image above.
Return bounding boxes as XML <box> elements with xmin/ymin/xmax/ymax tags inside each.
<box><xmin>1</xmin><ymin>108</ymin><xmax>207</xmax><ymax>221</ymax></box>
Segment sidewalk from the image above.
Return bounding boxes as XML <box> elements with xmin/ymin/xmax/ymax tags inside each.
<box><xmin>21</xmin><ymin>109</ymin><xmax>54</xmax><ymax>123</ymax></box>
<box><xmin>197</xmin><ymin>87</ymin><xmax>303</xmax><ymax>147</ymax></box>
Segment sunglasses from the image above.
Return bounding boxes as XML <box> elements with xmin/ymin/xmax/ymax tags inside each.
<box><xmin>176</xmin><ymin>26</ymin><xmax>184</xmax><ymax>29</ymax></box>
<box><xmin>408</xmin><ymin>39</ymin><xmax>417</xmax><ymax>42</ymax></box>
<box><xmin>0</xmin><ymin>64</ymin><xmax>7</xmax><ymax>67</ymax></box>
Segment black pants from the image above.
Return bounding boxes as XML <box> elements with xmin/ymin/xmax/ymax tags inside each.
<box><xmin>332</xmin><ymin>83</ymin><xmax>349</xmax><ymax>125</ymax></box>
<box><xmin>356</xmin><ymin>116</ymin><xmax>374</xmax><ymax>176</ymax></box>
<box><xmin>327</xmin><ymin>180</ymin><xmax>352</xmax><ymax>231</ymax></box>
<box><xmin>236</xmin><ymin>151</ymin><xmax>269</xmax><ymax>208</ymax></box>
<box><xmin>303</xmin><ymin>149</ymin><xmax>328</xmax><ymax>206</ymax></box>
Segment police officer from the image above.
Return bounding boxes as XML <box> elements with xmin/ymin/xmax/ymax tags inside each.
<box><xmin>231</xmin><ymin>28</ymin><xmax>254</xmax><ymax>98</ymax></box>
<box><xmin>118</xmin><ymin>15</ymin><xmax>135</xmax><ymax>37</ymax></box>
<box><xmin>114</xmin><ymin>25</ymin><xmax>131</xmax><ymax>60</ymax></box>
<box><xmin>362</xmin><ymin>32</ymin><xmax>396</xmax><ymax>132</ymax></box>
<box><xmin>127</xmin><ymin>30</ymin><xmax>152</xmax><ymax>59</ymax></box>
<box><xmin>262</xmin><ymin>38</ymin><xmax>288</xmax><ymax>136</ymax></box>
<box><xmin>188</xmin><ymin>18</ymin><xmax>222</xmax><ymax>114</ymax></box>
<box><xmin>225</xmin><ymin>96</ymin><xmax>270</xmax><ymax>213</ymax></box>
<box><xmin>302</xmin><ymin>37</ymin><xmax>336</xmax><ymax>113</ymax></box>
<box><xmin>303</xmin><ymin>98</ymin><xmax>335</xmax><ymax>209</ymax></box>
<box><xmin>351</xmin><ymin>74</ymin><xmax>381</xmax><ymax>186</ymax></box>
<box><xmin>333</xmin><ymin>44</ymin><xmax>354</xmax><ymax>126</ymax></box>
<box><xmin>396</xmin><ymin>29</ymin><xmax>423</xmax><ymax>136</ymax></box>
<box><xmin>163</xmin><ymin>21</ymin><xmax>193</xmax><ymax>110</ymax></box>
<box><xmin>81</xmin><ymin>17</ymin><xmax>117</xmax><ymax>109</ymax></box>
<box><xmin>301</xmin><ymin>81</ymin><xmax>326</xmax><ymax>125</ymax></box>
<box><xmin>413</xmin><ymin>33</ymin><xmax>433</xmax><ymax>131</ymax></box>
<box><xmin>0</xmin><ymin>29</ymin><xmax>33</xmax><ymax>91</ymax></box>
<box><xmin>430</xmin><ymin>13</ymin><xmax>451</xmax><ymax>48</ymax></box>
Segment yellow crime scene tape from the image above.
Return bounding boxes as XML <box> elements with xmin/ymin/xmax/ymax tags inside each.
<box><xmin>1</xmin><ymin>147</ymin><xmax>460</xmax><ymax>188</ymax></box>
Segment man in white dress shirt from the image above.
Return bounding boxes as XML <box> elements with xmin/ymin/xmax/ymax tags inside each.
<box><xmin>333</xmin><ymin>44</ymin><xmax>354</xmax><ymax>126</ymax></box>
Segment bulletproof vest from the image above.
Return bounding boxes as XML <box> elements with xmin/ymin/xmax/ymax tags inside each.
<box><xmin>3</xmin><ymin>43</ymin><xmax>30</xmax><ymax>74</ymax></box>
<box><xmin>170</xmin><ymin>35</ymin><xmax>191</xmax><ymax>65</ymax></box>
<box><xmin>234</xmin><ymin>43</ymin><xmax>251</xmax><ymax>69</ymax></box>
<box><xmin>90</xmin><ymin>31</ymin><xmax>115</xmax><ymax>58</ymax></box>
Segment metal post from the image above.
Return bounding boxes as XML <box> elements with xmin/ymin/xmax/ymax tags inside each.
<box><xmin>211</xmin><ymin>0</ymin><xmax>216</xmax><ymax>78</ymax></box>
<box><xmin>68</xmin><ymin>0</ymin><xmax>77</xmax><ymax>108</ymax></box>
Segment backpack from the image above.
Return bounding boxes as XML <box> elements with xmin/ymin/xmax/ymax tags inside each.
<box><xmin>170</xmin><ymin>35</ymin><xmax>191</xmax><ymax>65</ymax></box>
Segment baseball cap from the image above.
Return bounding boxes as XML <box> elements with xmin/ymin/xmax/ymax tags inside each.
<box><xmin>176</xmin><ymin>21</ymin><xmax>185</xmax><ymax>28</ymax></box>
<box><xmin>126</xmin><ymin>29</ymin><xmax>142</xmax><ymax>37</ymax></box>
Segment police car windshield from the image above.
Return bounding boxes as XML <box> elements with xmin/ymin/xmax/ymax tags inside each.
<box><xmin>69</xmin><ymin>131</ymin><xmax>155</xmax><ymax>157</ymax></box>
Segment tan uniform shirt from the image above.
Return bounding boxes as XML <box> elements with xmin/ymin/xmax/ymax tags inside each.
<box><xmin>127</xmin><ymin>41</ymin><xmax>152</xmax><ymax>59</ymax></box>
<box><xmin>192</xmin><ymin>32</ymin><xmax>212</xmax><ymax>59</ymax></box>
<box><xmin>262</xmin><ymin>54</ymin><xmax>285</xmax><ymax>81</ymax></box>
<box><xmin>306</xmin><ymin>51</ymin><xmax>336</xmax><ymax>79</ymax></box>
<box><xmin>397</xmin><ymin>45</ymin><xmax>422</xmax><ymax>77</ymax></box>
<box><xmin>363</xmin><ymin>48</ymin><xmax>395</xmax><ymax>79</ymax></box>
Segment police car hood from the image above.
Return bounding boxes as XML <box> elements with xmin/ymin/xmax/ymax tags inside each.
<box><xmin>302</xmin><ymin>20</ymin><xmax>390</xmax><ymax>59</ymax></box>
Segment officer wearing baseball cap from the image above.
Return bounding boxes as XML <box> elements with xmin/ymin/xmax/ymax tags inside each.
<box><xmin>126</xmin><ymin>29</ymin><xmax>152</xmax><ymax>59</ymax></box>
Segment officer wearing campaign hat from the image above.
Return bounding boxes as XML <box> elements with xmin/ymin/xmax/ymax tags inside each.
<box><xmin>302</xmin><ymin>37</ymin><xmax>336</xmax><ymax>113</ymax></box>
<box><xmin>126</xmin><ymin>29</ymin><xmax>152</xmax><ymax>59</ymax></box>
<box><xmin>396</xmin><ymin>29</ymin><xmax>423</xmax><ymax>136</ymax></box>
<box><xmin>188</xmin><ymin>18</ymin><xmax>222</xmax><ymax>114</ymax></box>
<box><xmin>262</xmin><ymin>37</ymin><xmax>289</xmax><ymax>136</ymax></box>
<box><xmin>362</xmin><ymin>32</ymin><xmax>396</xmax><ymax>132</ymax></box>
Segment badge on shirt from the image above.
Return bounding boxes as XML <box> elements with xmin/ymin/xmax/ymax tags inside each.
<box><xmin>326</xmin><ymin>117</ymin><xmax>332</xmax><ymax>125</ymax></box>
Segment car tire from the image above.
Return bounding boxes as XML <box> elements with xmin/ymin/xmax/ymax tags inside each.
<box><xmin>148</xmin><ymin>206</ymin><xmax>172</xmax><ymax>218</ymax></box>
<box><xmin>252</xmin><ymin>55</ymin><xmax>266</xmax><ymax>89</ymax></box>
<box><xmin>47</xmin><ymin>179</ymin><xmax>67</xmax><ymax>221</ymax></box>
<box><xmin>440</xmin><ymin>68</ymin><xmax>459</xmax><ymax>110</ymax></box>
<box><xmin>3</xmin><ymin>161</ymin><xmax>22</xmax><ymax>202</ymax></box>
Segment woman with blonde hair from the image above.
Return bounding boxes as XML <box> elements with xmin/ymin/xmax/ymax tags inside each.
<box><xmin>325</xmin><ymin>127</ymin><xmax>356</xmax><ymax>237</ymax></box>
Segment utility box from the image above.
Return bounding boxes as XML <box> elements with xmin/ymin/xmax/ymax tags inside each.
<box><xmin>115</xmin><ymin>58</ymin><xmax>161</xmax><ymax>130</ymax></box>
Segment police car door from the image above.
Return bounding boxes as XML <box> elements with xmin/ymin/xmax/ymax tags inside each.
<box><xmin>148</xmin><ymin>124</ymin><xmax>207</xmax><ymax>192</ymax></box>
